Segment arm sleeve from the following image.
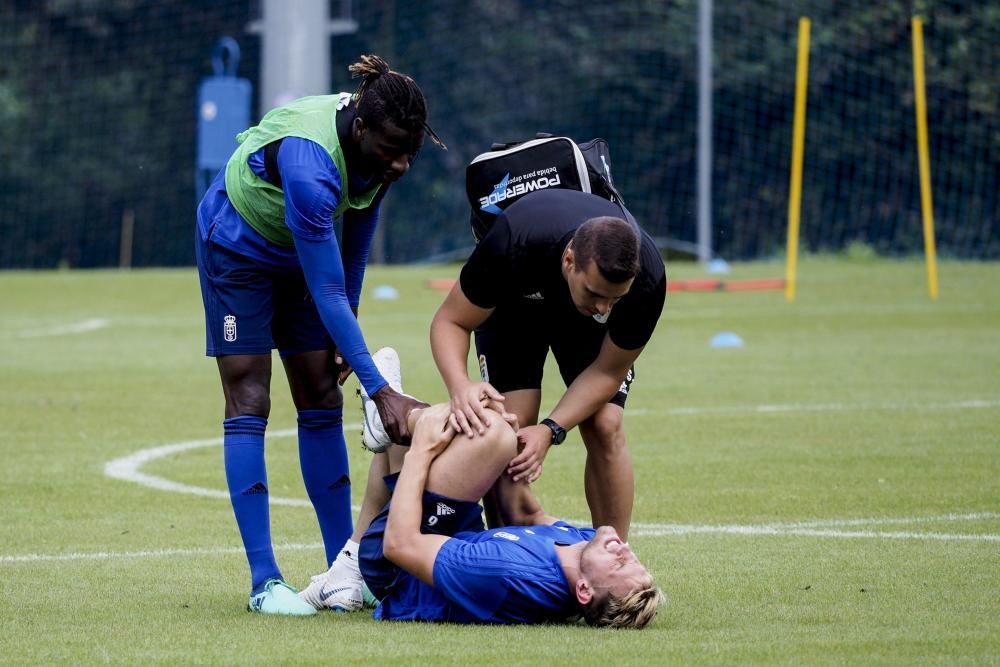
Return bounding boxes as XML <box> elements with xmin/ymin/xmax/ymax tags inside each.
<box><xmin>278</xmin><ymin>137</ymin><xmax>341</xmax><ymax>241</ymax></box>
<box><xmin>278</xmin><ymin>138</ymin><xmax>385</xmax><ymax>394</ymax></box>
<box><xmin>340</xmin><ymin>192</ymin><xmax>385</xmax><ymax>309</ymax></box>
<box><xmin>294</xmin><ymin>234</ymin><xmax>386</xmax><ymax>395</ymax></box>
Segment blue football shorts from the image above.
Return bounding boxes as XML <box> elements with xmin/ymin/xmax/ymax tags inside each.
<box><xmin>195</xmin><ymin>230</ymin><xmax>331</xmax><ymax>358</ymax></box>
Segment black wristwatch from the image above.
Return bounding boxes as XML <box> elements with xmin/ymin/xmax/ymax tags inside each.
<box><xmin>540</xmin><ymin>418</ymin><xmax>567</xmax><ymax>445</ymax></box>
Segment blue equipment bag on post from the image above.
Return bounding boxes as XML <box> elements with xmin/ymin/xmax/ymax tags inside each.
<box><xmin>195</xmin><ymin>37</ymin><xmax>252</xmax><ymax>201</ymax></box>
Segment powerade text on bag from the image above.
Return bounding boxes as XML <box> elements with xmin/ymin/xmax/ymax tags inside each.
<box><xmin>466</xmin><ymin>134</ymin><xmax>632</xmax><ymax>241</ymax></box>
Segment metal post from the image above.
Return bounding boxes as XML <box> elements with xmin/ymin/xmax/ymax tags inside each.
<box><xmin>248</xmin><ymin>0</ymin><xmax>359</xmax><ymax>113</ymax></box>
<box><xmin>697</xmin><ymin>0</ymin><xmax>713</xmax><ymax>263</ymax></box>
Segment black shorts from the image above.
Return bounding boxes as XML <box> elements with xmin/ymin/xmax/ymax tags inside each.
<box><xmin>474</xmin><ymin>297</ymin><xmax>635</xmax><ymax>408</ymax></box>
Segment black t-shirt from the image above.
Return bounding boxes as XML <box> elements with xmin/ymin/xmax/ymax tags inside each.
<box><xmin>460</xmin><ymin>189</ymin><xmax>666</xmax><ymax>351</ymax></box>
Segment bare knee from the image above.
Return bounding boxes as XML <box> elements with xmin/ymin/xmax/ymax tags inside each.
<box><xmin>482</xmin><ymin>411</ymin><xmax>518</xmax><ymax>463</ymax></box>
<box><xmin>283</xmin><ymin>351</ymin><xmax>344</xmax><ymax>410</ymax></box>
<box><xmin>451</xmin><ymin>410</ymin><xmax>517</xmax><ymax>476</ymax></box>
<box><xmin>224</xmin><ymin>381</ymin><xmax>271</xmax><ymax>417</ymax></box>
<box><xmin>218</xmin><ymin>356</ymin><xmax>272</xmax><ymax>417</ymax></box>
<box><xmin>580</xmin><ymin>407</ymin><xmax>626</xmax><ymax>460</ymax></box>
<box><xmin>421</xmin><ymin>407</ymin><xmax>518</xmax><ymax>502</ymax></box>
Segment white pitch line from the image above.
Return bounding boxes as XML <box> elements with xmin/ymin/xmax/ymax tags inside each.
<box><xmin>0</xmin><ymin>542</ymin><xmax>323</xmax><ymax>564</ymax></box>
<box><xmin>627</xmin><ymin>511</ymin><xmax>1000</xmax><ymax>534</ymax></box>
<box><xmin>625</xmin><ymin>398</ymin><xmax>1000</xmax><ymax>417</ymax></box>
<box><xmin>5</xmin><ymin>514</ymin><xmax>999</xmax><ymax>564</ymax></box>
<box><xmin>630</xmin><ymin>524</ymin><xmax>1000</xmax><ymax>541</ymax></box>
<box><xmin>14</xmin><ymin>318</ymin><xmax>110</xmax><ymax>338</ymax></box>
<box><xmin>104</xmin><ymin>426</ymin><xmax>363</xmax><ymax>509</ymax></box>
<box><xmin>762</xmin><ymin>511</ymin><xmax>1000</xmax><ymax>529</ymax></box>
<box><xmin>88</xmin><ymin>417</ymin><xmax>1000</xmax><ymax>570</ymax></box>
<box><xmin>105</xmin><ymin>428</ymin><xmax>306</xmax><ymax>507</ymax></box>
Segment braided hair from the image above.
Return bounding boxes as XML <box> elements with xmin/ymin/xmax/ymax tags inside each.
<box><xmin>348</xmin><ymin>54</ymin><xmax>446</xmax><ymax>150</ymax></box>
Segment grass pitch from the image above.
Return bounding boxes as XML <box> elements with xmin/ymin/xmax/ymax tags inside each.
<box><xmin>1</xmin><ymin>257</ymin><xmax>998</xmax><ymax>665</ymax></box>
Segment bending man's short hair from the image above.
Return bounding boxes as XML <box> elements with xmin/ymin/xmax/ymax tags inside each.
<box><xmin>571</xmin><ymin>216</ymin><xmax>641</xmax><ymax>284</ymax></box>
<box><xmin>584</xmin><ymin>586</ymin><xmax>666</xmax><ymax>629</ymax></box>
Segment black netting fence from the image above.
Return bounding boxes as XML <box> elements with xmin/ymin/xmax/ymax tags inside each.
<box><xmin>1</xmin><ymin>0</ymin><xmax>996</xmax><ymax>268</ymax></box>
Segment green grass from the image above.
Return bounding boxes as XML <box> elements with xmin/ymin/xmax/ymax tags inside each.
<box><xmin>1</xmin><ymin>257</ymin><xmax>998</xmax><ymax>665</ymax></box>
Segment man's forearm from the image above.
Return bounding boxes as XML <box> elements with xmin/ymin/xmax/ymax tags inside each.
<box><xmin>430</xmin><ymin>315</ymin><xmax>473</xmax><ymax>393</ymax></box>
<box><xmin>381</xmin><ymin>406</ymin><xmax>454</xmax><ymax>586</ymax></box>
<box><xmin>384</xmin><ymin>451</ymin><xmax>434</xmax><ymax>552</ymax></box>
<box><xmin>547</xmin><ymin>365</ymin><xmax>625</xmax><ymax>430</ymax></box>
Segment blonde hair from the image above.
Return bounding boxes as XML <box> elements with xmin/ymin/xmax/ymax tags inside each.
<box><xmin>584</xmin><ymin>586</ymin><xmax>665</xmax><ymax>629</ymax></box>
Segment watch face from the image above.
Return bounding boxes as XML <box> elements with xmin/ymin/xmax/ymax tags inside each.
<box><xmin>543</xmin><ymin>419</ymin><xmax>566</xmax><ymax>444</ymax></box>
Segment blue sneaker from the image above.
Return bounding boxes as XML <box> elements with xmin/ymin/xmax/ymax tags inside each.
<box><xmin>247</xmin><ymin>579</ymin><xmax>317</xmax><ymax>616</ymax></box>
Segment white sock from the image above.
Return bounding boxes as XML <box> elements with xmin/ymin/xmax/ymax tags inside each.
<box><xmin>341</xmin><ymin>539</ymin><xmax>360</xmax><ymax>560</ymax></box>
<box><xmin>329</xmin><ymin>539</ymin><xmax>361</xmax><ymax>577</ymax></box>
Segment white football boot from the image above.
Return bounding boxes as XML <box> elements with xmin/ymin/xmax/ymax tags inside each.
<box><xmin>358</xmin><ymin>347</ymin><xmax>403</xmax><ymax>453</ymax></box>
<box><xmin>299</xmin><ymin>546</ymin><xmax>365</xmax><ymax>612</ymax></box>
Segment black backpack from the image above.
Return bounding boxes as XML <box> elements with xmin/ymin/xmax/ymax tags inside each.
<box><xmin>465</xmin><ymin>133</ymin><xmax>633</xmax><ymax>241</ymax></box>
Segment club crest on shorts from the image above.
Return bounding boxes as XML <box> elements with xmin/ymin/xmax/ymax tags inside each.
<box><xmin>478</xmin><ymin>354</ymin><xmax>490</xmax><ymax>382</ymax></box>
<box><xmin>223</xmin><ymin>314</ymin><xmax>237</xmax><ymax>342</ymax></box>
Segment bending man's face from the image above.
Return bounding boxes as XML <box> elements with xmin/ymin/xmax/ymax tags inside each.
<box><xmin>579</xmin><ymin>525</ymin><xmax>652</xmax><ymax>598</ymax></box>
<box><xmin>356</xmin><ymin>119</ymin><xmax>424</xmax><ymax>184</ymax></box>
<box><xmin>565</xmin><ymin>257</ymin><xmax>633</xmax><ymax>320</ymax></box>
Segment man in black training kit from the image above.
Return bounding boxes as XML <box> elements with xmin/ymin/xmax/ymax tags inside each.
<box><xmin>431</xmin><ymin>188</ymin><xmax>666</xmax><ymax>538</ymax></box>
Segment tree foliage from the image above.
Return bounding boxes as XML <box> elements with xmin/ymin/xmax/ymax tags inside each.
<box><xmin>0</xmin><ymin>0</ymin><xmax>995</xmax><ymax>267</ymax></box>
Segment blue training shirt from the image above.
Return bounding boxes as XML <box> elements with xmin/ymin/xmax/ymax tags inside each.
<box><xmin>196</xmin><ymin>137</ymin><xmax>385</xmax><ymax>394</ymax></box>
<box><xmin>374</xmin><ymin>522</ymin><xmax>595</xmax><ymax>624</ymax></box>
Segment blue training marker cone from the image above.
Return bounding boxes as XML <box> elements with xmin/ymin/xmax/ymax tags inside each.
<box><xmin>710</xmin><ymin>332</ymin><xmax>744</xmax><ymax>348</ymax></box>
<box><xmin>372</xmin><ymin>285</ymin><xmax>399</xmax><ymax>300</ymax></box>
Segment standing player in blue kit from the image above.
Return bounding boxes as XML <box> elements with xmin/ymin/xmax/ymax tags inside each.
<box><xmin>195</xmin><ymin>55</ymin><xmax>443</xmax><ymax>615</ymax></box>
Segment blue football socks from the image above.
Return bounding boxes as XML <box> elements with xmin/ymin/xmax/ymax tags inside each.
<box><xmin>223</xmin><ymin>415</ymin><xmax>281</xmax><ymax>590</ymax></box>
<box><xmin>297</xmin><ymin>408</ymin><xmax>353</xmax><ymax>566</ymax></box>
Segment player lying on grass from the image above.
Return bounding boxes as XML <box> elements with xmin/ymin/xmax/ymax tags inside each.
<box><xmin>362</xmin><ymin>401</ymin><xmax>663</xmax><ymax>626</ymax></box>
<box><xmin>303</xmin><ymin>350</ymin><xmax>664</xmax><ymax>626</ymax></box>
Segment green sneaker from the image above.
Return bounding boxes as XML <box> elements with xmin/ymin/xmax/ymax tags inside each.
<box><xmin>247</xmin><ymin>579</ymin><xmax>317</xmax><ymax>616</ymax></box>
<box><xmin>362</xmin><ymin>581</ymin><xmax>380</xmax><ymax>609</ymax></box>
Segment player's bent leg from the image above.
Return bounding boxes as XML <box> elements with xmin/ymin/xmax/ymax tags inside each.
<box><xmin>486</xmin><ymin>474</ymin><xmax>551</xmax><ymax>527</ymax></box>
<box><xmin>480</xmin><ymin>388</ymin><xmax>541</xmax><ymax>527</ymax></box>
<box><xmin>425</xmin><ymin>412</ymin><xmax>517</xmax><ymax>503</ymax></box>
<box><xmin>358</xmin><ymin>429</ymin><xmax>499</xmax><ymax>605</ymax></box>
<box><xmin>579</xmin><ymin>403</ymin><xmax>634</xmax><ymax>538</ymax></box>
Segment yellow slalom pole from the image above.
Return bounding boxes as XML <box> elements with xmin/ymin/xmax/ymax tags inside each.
<box><xmin>912</xmin><ymin>17</ymin><xmax>939</xmax><ymax>300</ymax></box>
<box><xmin>785</xmin><ymin>17</ymin><xmax>810</xmax><ymax>302</ymax></box>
